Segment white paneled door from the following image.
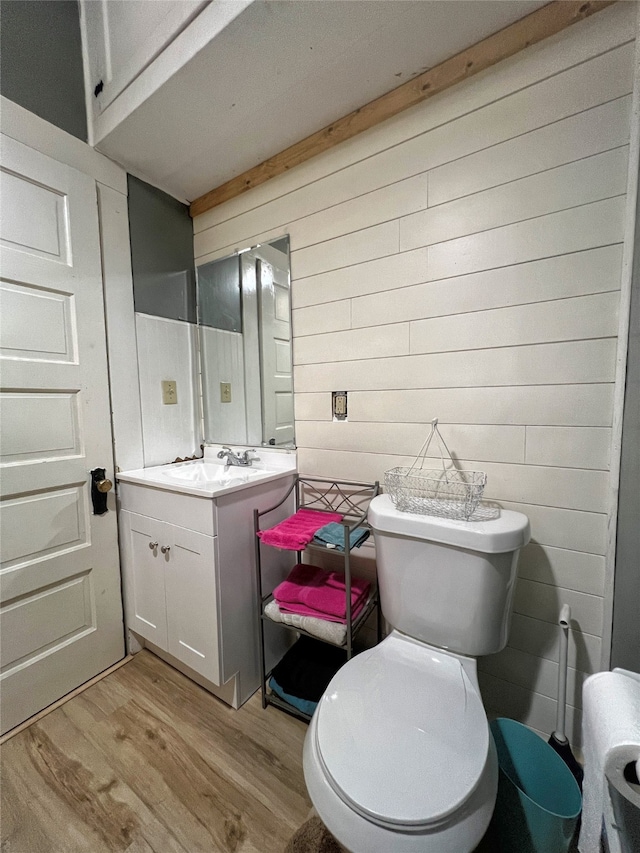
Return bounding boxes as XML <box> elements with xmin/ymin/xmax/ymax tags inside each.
<box><xmin>0</xmin><ymin>134</ymin><xmax>124</xmax><ymax>734</ymax></box>
<box><xmin>258</xmin><ymin>249</ymin><xmax>294</xmax><ymax>447</ymax></box>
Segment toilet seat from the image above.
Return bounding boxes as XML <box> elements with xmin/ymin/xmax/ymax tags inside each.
<box><xmin>315</xmin><ymin>634</ymin><xmax>490</xmax><ymax>831</ymax></box>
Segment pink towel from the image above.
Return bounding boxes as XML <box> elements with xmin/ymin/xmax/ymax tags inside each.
<box><xmin>258</xmin><ymin>509</ymin><xmax>342</xmax><ymax>550</ymax></box>
<box><xmin>274</xmin><ymin>563</ymin><xmax>371</xmax><ymax>623</ymax></box>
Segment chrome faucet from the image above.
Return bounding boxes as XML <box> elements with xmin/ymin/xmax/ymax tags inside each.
<box><xmin>217</xmin><ymin>446</ymin><xmax>259</xmax><ymax>467</ymax></box>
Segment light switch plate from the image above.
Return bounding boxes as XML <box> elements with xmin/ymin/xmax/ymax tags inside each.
<box><xmin>220</xmin><ymin>382</ymin><xmax>232</xmax><ymax>403</ymax></box>
<box><xmin>162</xmin><ymin>380</ymin><xmax>177</xmax><ymax>405</ymax></box>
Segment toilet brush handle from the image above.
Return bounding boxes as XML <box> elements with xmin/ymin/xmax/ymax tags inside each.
<box><xmin>556</xmin><ymin>604</ymin><xmax>571</xmax><ymax>742</ymax></box>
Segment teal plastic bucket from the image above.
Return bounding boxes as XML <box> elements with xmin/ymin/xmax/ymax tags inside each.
<box><xmin>489</xmin><ymin>718</ymin><xmax>582</xmax><ymax>853</ymax></box>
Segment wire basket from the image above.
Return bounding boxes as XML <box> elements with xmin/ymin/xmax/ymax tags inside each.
<box><xmin>385</xmin><ymin>419</ymin><xmax>487</xmax><ymax>521</ymax></box>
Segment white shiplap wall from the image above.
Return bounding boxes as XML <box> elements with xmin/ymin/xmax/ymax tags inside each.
<box><xmin>193</xmin><ymin>5</ymin><xmax>637</xmax><ymax>745</ymax></box>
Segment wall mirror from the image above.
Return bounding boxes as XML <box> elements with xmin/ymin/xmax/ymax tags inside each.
<box><xmin>197</xmin><ymin>236</ymin><xmax>294</xmax><ymax>448</ymax></box>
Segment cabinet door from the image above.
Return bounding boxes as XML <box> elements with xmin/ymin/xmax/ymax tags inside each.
<box><xmin>82</xmin><ymin>0</ymin><xmax>208</xmax><ymax>115</ymax></box>
<box><xmin>123</xmin><ymin>512</ymin><xmax>168</xmax><ymax>648</ymax></box>
<box><xmin>165</xmin><ymin>525</ymin><xmax>220</xmax><ymax>685</ymax></box>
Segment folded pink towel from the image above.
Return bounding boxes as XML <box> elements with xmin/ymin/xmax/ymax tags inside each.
<box><xmin>257</xmin><ymin>509</ymin><xmax>343</xmax><ymax>550</ymax></box>
<box><xmin>274</xmin><ymin>563</ymin><xmax>371</xmax><ymax>622</ymax></box>
<box><xmin>278</xmin><ymin>595</ymin><xmax>368</xmax><ymax>624</ymax></box>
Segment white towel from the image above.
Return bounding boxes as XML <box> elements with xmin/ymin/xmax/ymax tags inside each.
<box><xmin>264</xmin><ymin>598</ymin><xmax>348</xmax><ymax>645</ymax></box>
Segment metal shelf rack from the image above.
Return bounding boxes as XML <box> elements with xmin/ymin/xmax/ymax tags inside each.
<box><xmin>254</xmin><ymin>475</ymin><xmax>380</xmax><ymax>721</ymax></box>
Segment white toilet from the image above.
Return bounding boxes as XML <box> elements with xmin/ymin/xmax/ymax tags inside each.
<box><xmin>303</xmin><ymin>494</ymin><xmax>530</xmax><ymax>853</ymax></box>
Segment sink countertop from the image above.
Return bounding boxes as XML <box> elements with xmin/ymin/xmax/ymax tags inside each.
<box><xmin>117</xmin><ymin>447</ymin><xmax>296</xmax><ymax>500</ymax></box>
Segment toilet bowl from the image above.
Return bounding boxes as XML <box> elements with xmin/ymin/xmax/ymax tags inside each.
<box><xmin>303</xmin><ymin>632</ymin><xmax>498</xmax><ymax>852</ymax></box>
<box><xmin>303</xmin><ymin>495</ymin><xmax>530</xmax><ymax>853</ymax></box>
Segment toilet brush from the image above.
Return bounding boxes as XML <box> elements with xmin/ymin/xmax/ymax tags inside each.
<box><xmin>548</xmin><ymin>603</ymin><xmax>584</xmax><ymax>789</ymax></box>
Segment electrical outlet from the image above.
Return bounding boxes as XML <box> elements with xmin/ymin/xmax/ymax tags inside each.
<box><xmin>332</xmin><ymin>391</ymin><xmax>348</xmax><ymax>421</ymax></box>
<box><xmin>220</xmin><ymin>382</ymin><xmax>232</xmax><ymax>403</ymax></box>
<box><xmin>162</xmin><ymin>380</ymin><xmax>178</xmax><ymax>405</ymax></box>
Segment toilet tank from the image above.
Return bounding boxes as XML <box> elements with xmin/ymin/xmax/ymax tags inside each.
<box><xmin>368</xmin><ymin>495</ymin><xmax>530</xmax><ymax>657</ymax></box>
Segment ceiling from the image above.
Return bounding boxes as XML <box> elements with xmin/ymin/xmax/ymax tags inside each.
<box><xmin>96</xmin><ymin>0</ymin><xmax>546</xmax><ymax>203</ymax></box>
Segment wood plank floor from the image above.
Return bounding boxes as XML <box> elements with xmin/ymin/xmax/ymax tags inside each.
<box><xmin>0</xmin><ymin>651</ymin><xmax>312</xmax><ymax>853</ymax></box>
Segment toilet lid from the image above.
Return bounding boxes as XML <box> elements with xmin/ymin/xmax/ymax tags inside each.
<box><xmin>315</xmin><ymin>635</ymin><xmax>490</xmax><ymax>829</ymax></box>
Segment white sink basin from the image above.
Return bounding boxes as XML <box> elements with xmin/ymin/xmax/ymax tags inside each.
<box><xmin>117</xmin><ymin>451</ymin><xmax>296</xmax><ymax>499</ymax></box>
<box><xmin>161</xmin><ymin>462</ymin><xmax>264</xmax><ymax>487</ymax></box>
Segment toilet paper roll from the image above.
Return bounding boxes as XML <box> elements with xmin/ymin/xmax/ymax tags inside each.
<box><xmin>578</xmin><ymin>670</ymin><xmax>640</xmax><ymax>853</ymax></box>
<box><xmin>605</xmin><ymin>743</ymin><xmax>640</xmax><ymax>809</ymax></box>
<box><xmin>605</xmin><ymin>742</ymin><xmax>640</xmax><ymax>853</ymax></box>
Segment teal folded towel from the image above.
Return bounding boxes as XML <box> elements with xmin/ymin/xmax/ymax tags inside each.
<box><xmin>313</xmin><ymin>522</ymin><xmax>370</xmax><ymax>551</ymax></box>
<box><xmin>269</xmin><ymin>677</ymin><xmax>318</xmax><ymax>716</ymax></box>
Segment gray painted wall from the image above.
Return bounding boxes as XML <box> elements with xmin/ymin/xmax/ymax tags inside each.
<box><xmin>0</xmin><ymin>0</ymin><xmax>87</xmax><ymax>141</ymax></box>
<box><xmin>611</xmin><ymin>189</ymin><xmax>640</xmax><ymax>673</ymax></box>
<box><xmin>128</xmin><ymin>175</ymin><xmax>196</xmax><ymax>323</ymax></box>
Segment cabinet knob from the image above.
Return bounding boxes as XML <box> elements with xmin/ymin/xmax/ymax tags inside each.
<box><xmin>149</xmin><ymin>541</ymin><xmax>158</xmax><ymax>550</ymax></box>
<box><xmin>161</xmin><ymin>545</ymin><xmax>171</xmax><ymax>554</ymax></box>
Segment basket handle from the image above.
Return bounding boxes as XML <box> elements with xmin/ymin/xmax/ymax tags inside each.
<box><xmin>407</xmin><ymin>419</ymin><xmax>456</xmax><ymax>478</ymax></box>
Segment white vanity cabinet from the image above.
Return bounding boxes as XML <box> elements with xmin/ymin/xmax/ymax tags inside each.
<box><xmin>117</xmin><ymin>457</ymin><xmax>295</xmax><ymax>708</ymax></box>
<box><xmin>120</xmin><ymin>511</ymin><xmax>220</xmax><ymax>684</ymax></box>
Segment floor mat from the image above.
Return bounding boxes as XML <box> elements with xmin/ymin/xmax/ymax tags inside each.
<box><xmin>284</xmin><ymin>815</ymin><xmax>343</xmax><ymax>853</ymax></box>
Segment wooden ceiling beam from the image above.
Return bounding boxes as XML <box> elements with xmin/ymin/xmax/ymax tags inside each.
<box><xmin>190</xmin><ymin>0</ymin><xmax>616</xmax><ymax>219</ymax></box>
